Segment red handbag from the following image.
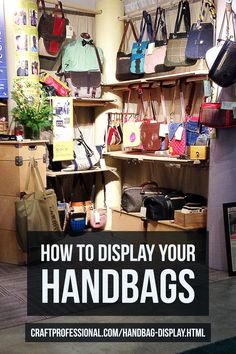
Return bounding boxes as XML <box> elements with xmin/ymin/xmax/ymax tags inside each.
<box><xmin>199</xmin><ymin>102</ymin><xmax>236</xmax><ymax>128</ymax></box>
<box><xmin>168</xmin><ymin>83</ymin><xmax>187</xmax><ymax>156</ymax></box>
<box><xmin>140</xmin><ymin>86</ymin><xmax>169</xmax><ymax>152</ymax></box>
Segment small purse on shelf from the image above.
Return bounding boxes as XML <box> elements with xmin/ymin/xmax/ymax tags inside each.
<box><xmin>130</xmin><ymin>11</ymin><xmax>153</xmax><ymax>75</ymax></box>
<box><xmin>185</xmin><ymin>0</ymin><xmax>215</xmax><ymax>60</ymax></box>
<box><xmin>199</xmin><ymin>102</ymin><xmax>236</xmax><ymax>128</ymax></box>
<box><xmin>116</xmin><ymin>20</ymin><xmax>144</xmax><ymax>81</ymax></box>
<box><xmin>164</xmin><ymin>0</ymin><xmax>197</xmax><ymax>68</ymax></box>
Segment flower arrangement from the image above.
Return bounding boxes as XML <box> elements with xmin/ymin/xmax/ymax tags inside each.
<box><xmin>11</xmin><ymin>80</ymin><xmax>53</xmax><ymax>135</ymax></box>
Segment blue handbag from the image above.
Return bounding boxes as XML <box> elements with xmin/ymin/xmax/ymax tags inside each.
<box><xmin>130</xmin><ymin>11</ymin><xmax>153</xmax><ymax>75</ymax></box>
<box><xmin>185</xmin><ymin>0</ymin><xmax>215</xmax><ymax>60</ymax></box>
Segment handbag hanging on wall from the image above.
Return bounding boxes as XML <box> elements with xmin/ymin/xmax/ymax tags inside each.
<box><xmin>185</xmin><ymin>0</ymin><xmax>215</xmax><ymax>60</ymax></box>
<box><xmin>16</xmin><ymin>158</ymin><xmax>62</xmax><ymax>251</ymax></box>
<box><xmin>199</xmin><ymin>102</ymin><xmax>236</xmax><ymax>128</ymax></box>
<box><xmin>140</xmin><ymin>85</ymin><xmax>169</xmax><ymax>152</ymax></box>
<box><xmin>38</xmin><ymin>0</ymin><xmax>69</xmax><ymax>58</ymax></box>
<box><xmin>144</xmin><ymin>7</ymin><xmax>173</xmax><ymax>74</ymax></box>
<box><xmin>116</xmin><ymin>20</ymin><xmax>144</xmax><ymax>81</ymax></box>
<box><xmin>123</xmin><ymin>87</ymin><xmax>145</xmax><ymax>150</ymax></box>
<box><xmin>130</xmin><ymin>11</ymin><xmax>153</xmax><ymax>75</ymax></box>
<box><xmin>164</xmin><ymin>0</ymin><xmax>197</xmax><ymax>68</ymax></box>
<box><xmin>168</xmin><ymin>82</ymin><xmax>187</xmax><ymax>156</ymax></box>
<box><xmin>205</xmin><ymin>6</ymin><xmax>234</xmax><ymax>70</ymax></box>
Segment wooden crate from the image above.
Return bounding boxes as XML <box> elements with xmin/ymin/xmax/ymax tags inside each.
<box><xmin>174</xmin><ymin>210</ymin><xmax>207</xmax><ymax>228</ymax></box>
<box><xmin>0</xmin><ymin>230</ymin><xmax>26</xmax><ymax>265</ymax></box>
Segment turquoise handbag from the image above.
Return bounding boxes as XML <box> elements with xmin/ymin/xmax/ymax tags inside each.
<box><xmin>130</xmin><ymin>11</ymin><xmax>152</xmax><ymax>75</ymax></box>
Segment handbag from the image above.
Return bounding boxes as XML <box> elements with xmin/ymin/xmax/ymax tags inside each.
<box><xmin>40</xmin><ymin>73</ymin><xmax>70</xmax><ymax>96</ymax></box>
<box><xmin>116</xmin><ymin>20</ymin><xmax>144</xmax><ymax>81</ymax></box>
<box><xmin>199</xmin><ymin>102</ymin><xmax>236</xmax><ymax>128</ymax></box>
<box><xmin>123</xmin><ymin>87</ymin><xmax>144</xmax><ymax>150</ymax></box>
<box><xmin>64</xmin><ymin>45</ymin><xmax>103</xmax><ymax>98</ymax></box>
<box><xmin>90</xmin><ymin>173</ymin><xmax>107</xmax><ymax>230</ymax></box>
<box><xmin>164</xmin><ymin>0</ymin><xmax>197</xmax><ymax>68</ymax></box>
<box><xmin>209</xmin><ymin>39</ymin><xmax>236</xmax><ymax>88</ymax></box>
<box><xmin>130</xmin><ymin>11</ymin><xmax>152</xmax><ymax>75</ymax></box>
<box><xmin>121</xmin><ymin>181</ymin><xmax>159</xmax><ymax>212</ymax></box>
<box><xmin>144</xmin><ymin>8</ymin><xmax>171</xmax><ymax>74</ymax></box>
<box><xmin>185</xmin><ymin>0</ymin><xmax>215</xmax><ymax>60</ymax></box>
<box><xmin>206</xmin><ymin>9</ymin><xmax>234</xmax><ymax>70</ymax></box>
<box><xmin>15</xmin><ymin>158</ymin><xmax>62</xmax><ymax>251</ymax></box>
<box><xmin>140</xmin><ymin>86</ymin><xmax>169</xmax><ymax>151</ymax></box>
<box><xmin>107</xmin><ymin>113</ymin><xmax>123</xmax><ymax>146</ymax></box>
<box><xmin>37</xmin><ymin>0</ymin><xmax>69</xmax><ymax>58</ymax></box>
<box><xmin>144</xmin><ymin>195</ymin><xmax>174</xmax><ymax>221</ymax></box>
<box><xmin>63</xmin><ymin>128</ymin><xmax>101</xmax><ymax>171</ymax></box>
<box><xmin>168</xmin><ymin>83</ymin><xmax>187</xmax><ymax>156</ymax></box>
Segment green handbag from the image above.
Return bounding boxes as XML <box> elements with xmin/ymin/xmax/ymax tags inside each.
<box><xmin>15</xmin><ymin>158</ymin><xmax>62</xmax><ymax>252</ymax></box>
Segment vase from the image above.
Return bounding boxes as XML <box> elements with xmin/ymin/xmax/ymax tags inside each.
<box><xmin>24</xmin><ymin>126</ymin><xmax>40</xmax><ymax>140</ymax></box>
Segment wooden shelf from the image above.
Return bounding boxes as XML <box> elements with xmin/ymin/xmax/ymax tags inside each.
<box><xmin>105</xmin><ymin>150</ymin><xmax>208</xmax><ymax>166</ymax></box>
<box><xmin>104</xmin><ymin>66</ymin><xmax>208</xmax><ymax>91</ymax></box>
<box><xmin>46</xmin><ymin>166</ymin><xmax>117</xmax><ymax>177</ymax></box>
<box><xmin>112</xmin><ymin>208</ymin><xmax>204</xmax><ymax>231</ymax></box>
<box><xmin>72</xmin><ymin>98</ymin><xmax>115</xmax><ymax>107</ymax></box>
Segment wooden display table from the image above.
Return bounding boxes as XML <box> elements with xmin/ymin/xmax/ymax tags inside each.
<box><xmin>0</xmin><ymin>140</ymin><xmax>47</xmax><ymax>264</ymax></box>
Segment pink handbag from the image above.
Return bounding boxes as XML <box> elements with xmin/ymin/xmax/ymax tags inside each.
<box><xmin>144</xmin><ymin>8</ymin><xmax>168</xmax><ymax>74</ymax></box>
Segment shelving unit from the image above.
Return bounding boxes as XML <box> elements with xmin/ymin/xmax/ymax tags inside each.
<box><xmin>72</xmin><ymin>97</ymin><xmax>115</xmax><ymax>107</ymax></box>
<box><xmin>104</xmin><ymin>67</ymin><xmax>208</xmax><ymax>91</ymax></box>
<box><xmin>46</xmin><ymin>166</ymin><xmax>117</xmax><ymax>177</ymax></box>
<box><xmin>105</xmin><ymin>151</ymin><xmax>208</xmax><ymax>166</ymax></box>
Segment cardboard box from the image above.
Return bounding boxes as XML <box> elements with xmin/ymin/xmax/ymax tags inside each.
<box><xmin>174</xmin><ymin>209</ymin><xmax>207</xmax><ymax>228</ymax></box>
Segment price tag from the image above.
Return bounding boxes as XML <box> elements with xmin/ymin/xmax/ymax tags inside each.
<box><xmin>203</xmin><ymin>80</ymin><xmax>211</xmax><ymax>97</ymax></box>
<box><xmin>100</xmin><ymin>158</ymin><xmax>106</xmax><ymax>169</ymax></box>
<box><xmin>140</xmin><ymin>207</ymin><xmax>147</xmax><ymax>218</ymax></box>
<box><xmin>147</xmin><ymin>42</ymin><xmax>155</xmax><ymax>55</ymax></box>
<box><xmin>174</xmin><ymin>126</ymin><xmax>184</xmax><ymax>141</ymax></box>
<box><xmin>159</xmin><ymin>123</ymin><xmax>169</xmax><ymax>137</ymax></box>
<box><xmin>94</xmin><ymin>211</ymin><xmax>101</xmax><ymax>224</ymax></box>
<box><xmin>221</xmin><ymin>101</ymin><xmax>236</xmax><ymax>110</ymax></box>
<box><xmin>66</xmin><ymin>25</ymin><xmax>73</xmax><ymax>38</ymax></box>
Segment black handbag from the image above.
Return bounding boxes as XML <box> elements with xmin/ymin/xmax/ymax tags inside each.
<box><xmin>116</xmin><ymin>20</ymin><xmax>144</xmax><ymax>81</ymax></box>
<box><xmin>144</xmin><ymin>195</ymin><xmax>174</xmax><ymax>221</ymax></box>
<box><xmin>164</xmin><ymin>0</ymin><xmax>197</xmax><ymax>67</ymax></box>
<box><xmin>185</xmin><ymin>0</ymin><xmax>215</xmax><ymax>60</ymax></box>
<box><xmin>209</xmin><ymin>39</ymin><xmax>236</xmax><ymax>88</ymax></box>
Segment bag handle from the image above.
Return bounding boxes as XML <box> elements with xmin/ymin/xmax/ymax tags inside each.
<box><xmin>118</xmin><ymin>20</ymin><xmax>139</xmax><ymax>52</ymax></box>
<box><xmin>93</xmin><ymin>44</ymin><xmax>103</xmax><ymax>73</ymax></box>
<box><xmin>143</xmin><ymin>10</ymin><xmax>153</xmax><ymax>42</ymax></box>
<box><xmin>24</xmin><ymin>158</ymin><xmax>46</xmax><ymax>195</ymax></box>
<box><xmin>174</xmin><ymin>0</ymin><xmax>191</xmax><ymax>35</ymax></box>
<box><xmin>90</xmin><ymin>172</ymin><xmax>106</xmax><ymax>208</ymax></box>
<box><xmin>218</xmin><ymin>7</ymin><xmax>236</xmax><ymax>43</ymax></box>
<box><xmin>160</xmin><ymin>83</ymin><xmax>168</xmax><ymax>124</ymax></box>
<box><xmin>170</xmin><ymin>80</ymin><xmax>186</xmax><ymax>123</ymax></box>
<box><xmin>138</xmin><ymin>11</ymin><xmax>148</xmax><ymax>43</ymax></box>
<box><xmin>153</xmin><ymin>8</ymin><xmax>167</xmax><ymax>43</ymax></box>
<box><xmin>54</xmin><ymin>1</ymin><xmax>65</xmax><ymax>18</ymax></box>
<box><xmin>140</xmin><ymin>181</ymin><xmax>159</xmax><ymax>193</ymax></box>
<box><xmin>185</xmin><ymin>82</ymin><xmax>196</xmax><ymax>116</ymax></box>
<box><xmin>198</xmin><ymin>0</ymin><xmax>216</xmax><ymax>23</ymax></box>
<box><xmin>37</xmin><ymin>0</ymin><xmax>46</xmax><ymax>14</ymax></box>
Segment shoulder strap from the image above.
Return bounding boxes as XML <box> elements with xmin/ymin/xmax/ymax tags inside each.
<box><xmin>55</xmin><ymin>1</ymin><xmax>65</xmax><ymax>18</ymax></box>
<box><xmin>138</xmin><ymin>11</ymin><xmax>147</xmax><ymax>43</ymax></box>
<box><xmin>37</xmin><ymin>0</ymin><xmax>46</xmax><ymax>14</ymax></box>
<box><xmin>93</xmin><ymin>45</ymin><xmax>103</xmax><ymax>73</ymax></box>
<box><xmin>160</xmin><ymin>84</ymin><xmax>168</xmax><ymax>124</ymax></box>
<box><xmin>143</xmin><ymin>10</ymin><xmax>153</xmax><ymax>42</ymax></box>
<box><xmin>198</xmin><ymin>0</ymin><xmax>216</xmax><ymax>23</ymax></box>
<box><xmin>101</xmin><ymin>172</ymin><xmax>107</xmax><ymax>208</ymax></box>
<box><xmin>174</xmin><ymin>0</ymin><xmax>191</xmax><ymax>35</ymax></box>
<box><xmin>185</xmin><ymin>82</ymin><xmax>196</xmax><ymax>116</ymax></box>
<box><xmin>118</xmin><ymin>20</ymin><xmax>139</xmax><ymax>52</ymax></box>
<box><xmin>153</xmin><ymin>7</ymin><xmax>161</xmax><ymax>40</ymax></box>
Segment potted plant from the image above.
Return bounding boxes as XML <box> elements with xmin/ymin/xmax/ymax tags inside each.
<box><xmin>11</xmin><ymin>80</ymin><xmax>53</xmax><ymax>139</ymax></box>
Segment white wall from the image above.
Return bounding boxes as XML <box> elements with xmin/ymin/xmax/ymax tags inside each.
<box><xmin>64</xmin><ymin>0</ymin><xmax>96</xmax><ymax>9</ymax></box>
